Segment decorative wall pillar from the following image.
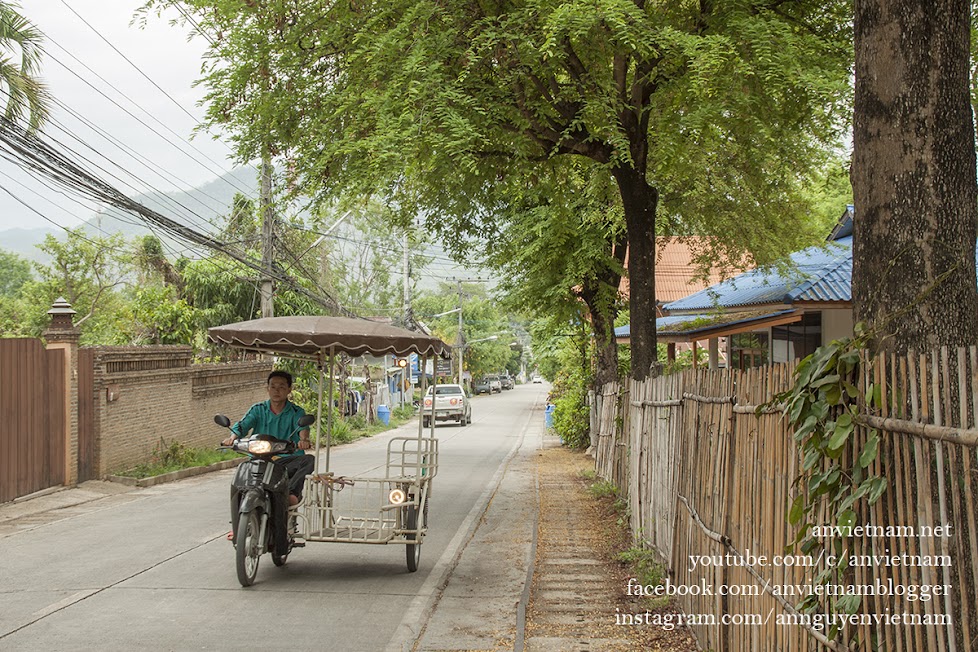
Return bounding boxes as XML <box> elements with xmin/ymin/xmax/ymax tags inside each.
<box><xmin>43</xmin><ymin>297</ymin><xmax>80</xmax><ymax>486</ymax></box>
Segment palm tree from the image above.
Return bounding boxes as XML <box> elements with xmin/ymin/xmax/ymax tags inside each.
<box><xmin>0</xmin><ymin>2</ymin><xmax>48</xmax><ymax>130</ymax></box>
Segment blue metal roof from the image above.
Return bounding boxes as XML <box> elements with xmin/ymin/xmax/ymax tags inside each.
<box><xmin>616</xmin><ymin>316</ymin><xmax>706</xmax><ymax>339</ymax></box>
<box><xmin>664</xmin><ymin>236</ymin><xmax>853</xmax><ymax>312</ymax></box>
<box><xmin>616</xmin><ymin>310</ymin><xmax>799</xmax><ymax>340</ymax></box>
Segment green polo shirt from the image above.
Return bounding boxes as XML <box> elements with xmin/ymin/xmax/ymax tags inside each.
<box><xmin>231</xmin><ymin>400</ymin><xmax>309</xmax><ymax>456</ymax></box>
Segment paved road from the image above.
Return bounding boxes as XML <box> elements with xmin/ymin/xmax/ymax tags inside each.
<box><xmin>0</xmin><ymin>383</ymin><xmax>549</xmax><ymax>651</ymax></box>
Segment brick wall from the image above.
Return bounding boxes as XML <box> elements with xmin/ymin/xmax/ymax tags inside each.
<box><xmin>86</xmin><ymin>346</ymin><xmax>270</xmax><ymax>476</ymax></box>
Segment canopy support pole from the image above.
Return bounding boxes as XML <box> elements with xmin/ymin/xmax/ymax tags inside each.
<box><xmin>417</xmin><ymin>354</ymin><xmax>427</xmax><ymax>444</ymax></box>
<box><xmin>325</xmin><ymin>346</ymin><xmax>335</xmax><ymax>474</ymax></box>
<box><xmin>314</xmin><ymin>357</ymin><xmax>325</xmax><ymax>475</ymax></box>
<box><xmin>417</xmin><ymin>355</ymin><xmax>428</xmax><ymax>481</ymax></box>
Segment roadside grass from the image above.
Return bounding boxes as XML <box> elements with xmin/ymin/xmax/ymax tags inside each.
<box><xmin>584</xmin><ymin>473</ymin><xmax>629</xmax><ymax>518</ymax></box>
<box><xmin>618</xmin><ymin>546</ymin><xmax>671</xmax><ymax>609</ymax></box>
<box><xmin>116</xmin><ymin>438</ymin><xmax>238</xmax><ymax>478</ymax></box>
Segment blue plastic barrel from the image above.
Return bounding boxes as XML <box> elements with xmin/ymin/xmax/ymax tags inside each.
<box><xmin>545</xmin><ymin>403</ymin><xmax>555</xmax><ymax>429</ymax></box>
<box><xmin>377</xmin><ymin>404</ymin><xmax>391</xmax><ymax>425</ymax></box>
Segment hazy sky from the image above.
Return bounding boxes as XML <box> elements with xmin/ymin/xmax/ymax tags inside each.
<box><xmin>0</xmin><ymin>0</ymin><xmax>246</xmax><ymax>233</ymax></box>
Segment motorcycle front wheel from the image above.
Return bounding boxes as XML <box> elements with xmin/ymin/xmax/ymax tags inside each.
<box><xmin>235</xmin><ymin>511</ymin><xmax>261</xmax><ymax>586</ymax></box>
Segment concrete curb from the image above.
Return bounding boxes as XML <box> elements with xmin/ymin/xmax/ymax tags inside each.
<box><xmin>105</xmin><ymin>458</ymin><xmax>243</xmax><ymax>488</ymax></box>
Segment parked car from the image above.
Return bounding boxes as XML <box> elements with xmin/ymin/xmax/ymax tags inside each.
<box><xmin>473</xmin><ymin>377</ymin><xmax>492</xmax><ymax>395</ymax></box>
<box><xmin>500</xmin><ymin>374</ymin><xmax>515</xmax><ymax>390</ymax></box>
<box><xmin>485</xmin><ymin>375</ymin><xmax>503</xmax><ymax>393</ymax></box>
<box><xmin>422</xmin><ymin>383</ymin><xmax>472</xmax><ymax>427</ymax></box>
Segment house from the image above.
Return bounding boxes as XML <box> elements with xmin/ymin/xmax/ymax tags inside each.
<box><xmin>613</xmin><ymin>237</ymin><xmax>743</xmax><ymax>364</ymax></box>
<box><xmin>619</xmin><ymin>237</ymin><xmax>734</xmax><ymax>316</ymax></box>
<box><xmin>617</xmin><ymin>207</ymin><xmax>856</xmax><ymax>369</ymax></box>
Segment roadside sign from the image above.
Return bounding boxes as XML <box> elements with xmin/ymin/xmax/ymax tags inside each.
<box><xmin>436</xmin><ymin>358</ymin><xmax>452</xmax><ymax>377</ymax></box>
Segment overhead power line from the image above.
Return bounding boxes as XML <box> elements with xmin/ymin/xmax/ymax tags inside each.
<box><xmin>0</xmin><ymin>116</ymin><xmax>353</xmax><ymax>317</ymax></box>
<box><xmin>61</xmin><ymin>0</ymin><xmax>200</xmax><ymax>126</ymax></box>
<box><xmin>38</xmin><ymin>38</ymin><xmax>256</xmax><ymax>199</ymax></box>
<box><xmin>0</xmin><ymin>8</ymin><xmax>257</xmax><ymax>202</ymax></box>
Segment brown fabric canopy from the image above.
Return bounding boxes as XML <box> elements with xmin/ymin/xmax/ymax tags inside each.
<box><xmin>208</xmin><ymin>316</ymin><xmax>451</xmax><ymax>359</ymax></box>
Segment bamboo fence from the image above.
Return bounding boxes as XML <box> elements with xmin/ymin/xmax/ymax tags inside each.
<box><xmin>593</xmin><ymin>345</ymin><xmax>978</xmax><ymax>651</ymax></box>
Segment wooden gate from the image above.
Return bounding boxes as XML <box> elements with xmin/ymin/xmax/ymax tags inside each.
<box><xmin>0</xmin><ymin>338</ymin><xmax>65</xmax><ymax>503</ymax></box>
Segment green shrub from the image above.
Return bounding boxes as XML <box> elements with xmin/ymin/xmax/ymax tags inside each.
<box><xmin>619</xmin><ymin>546</ymin><xmax>667</xmax><ymax>603</ymax></box>
<box><xmin>327</xmin><ymin>418</ymin><xmax>356</xmax><ymax>443</ymax></box>
<box><xmin>392</xmin><ymin>404</ymin><xmax>415</xmax><ymax>420</ymax></box>
<box><xmin>551</xmin><ymin>369</ymin><xmax>590</xmax><ymax>448</ymax></box>
<box><xmin>587</xmin><ymin>479</ymin><xmax>619</xmax><ymax>499</ymax></box>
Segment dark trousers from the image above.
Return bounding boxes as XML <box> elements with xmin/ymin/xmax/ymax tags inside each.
<box><xmin>275</xmin><ymin>454</ymin><xmax>315</xmax><ymax>497</ymax></box>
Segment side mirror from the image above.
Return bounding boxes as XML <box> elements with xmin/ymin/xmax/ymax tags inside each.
<box><xmin>297</xmin><ymin>414</ymin><xmax>316</xmax><ymax>427</ymax></box>
<box><xmin>214</xmin><ymin>415</ymin><xmax>231</xmax><ymax>428</ymax></box>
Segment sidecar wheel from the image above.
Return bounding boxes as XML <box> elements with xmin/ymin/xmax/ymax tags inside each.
<box><xmin>235</xmin><ymin>512</ymin><xmax>261</xmax><ymax>586</ymax></box>
<box><xmin>405</xmin><ymin>505</ymin><xmax>420</xmax><ymax>572</ymax></box>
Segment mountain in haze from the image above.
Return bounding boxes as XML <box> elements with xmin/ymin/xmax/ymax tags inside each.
<box><xmin>0</xmin><ymin>167</ymin><xmax>486</xmax><ymax>291</ymax></box>
<box><xmin>0</xmin><ymin>167</ymin><xmax>260</xmax><ymax>263</ymax></box>
<box><xmin>81</xmin><ymin>165</ymin><xmax>260</xmax><ymax>252</ymax></box>
<box><xmin>0</xmin><ymin>226</ymin><xmax>59</xmax><ymax>259</ymax></box>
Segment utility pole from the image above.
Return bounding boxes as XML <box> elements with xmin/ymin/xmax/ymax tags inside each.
<box><xmin>450</xmin><ymin>277</ymin><xmax>491</xmax><ymax>386</ymax></box>
<box><xmin>456</xmin><ymin>280</ymin><xmax>464</xmax><ymax>384</ymax></box>
<box><xmin>403</xmin><ymin>230</ymin><xmax>413</xmax><ymax>329</ymax></box>
<box><xmin>259</xmin><ymin>150</ymin><xmax>275</xmax><ymax>318</ymax></box>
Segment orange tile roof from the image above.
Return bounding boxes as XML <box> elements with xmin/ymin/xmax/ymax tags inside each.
<box><xmin>619</xmin><ymin>237</ymin><xmax>738</xmax><ymax>305</ymax></box>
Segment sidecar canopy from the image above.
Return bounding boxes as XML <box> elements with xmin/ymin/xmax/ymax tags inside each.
<box><xmin>207</xmin><ymin>315</ymin><xmax>451</xmax><ymax>361</ymax></box>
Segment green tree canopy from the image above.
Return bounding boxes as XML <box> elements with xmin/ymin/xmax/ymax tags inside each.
<box><xmin>485</xmin><ymin>159</ymin><xmax>626</xmax><ymax>384</ymax></box>
<box><xmin>142</xmin><ymin>0</ymin><xmax>853</xmax><ymax>379</ymax></box>
<box><xmin>0</xmin><ymin>248</ymin><xmax>31</xmax><ymax>296</ymax></box>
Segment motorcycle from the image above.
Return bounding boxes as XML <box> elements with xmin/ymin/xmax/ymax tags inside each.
<box><xmin>215</xmin><ymin>413</ymin><xmax>316</xmax><ymax>587</ymax></box>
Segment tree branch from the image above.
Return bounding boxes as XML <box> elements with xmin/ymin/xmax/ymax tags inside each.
<box><xmin>75</xmin><ymin>280</ymin><xmax>125</xmax><ymax>327</ymax></box>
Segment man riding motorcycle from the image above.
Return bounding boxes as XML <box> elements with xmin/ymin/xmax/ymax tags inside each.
<box><xmin>222</xmin><ymin>370</ymin><xmax>314</xmax><ymax>506</ymax></box>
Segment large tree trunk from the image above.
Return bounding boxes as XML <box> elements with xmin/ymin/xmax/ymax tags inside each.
<box><xmin>852</xmin><ymin>0</ymin><xmax>978</xmax><ymax>353</ymax></box>
<box><xmin>612</xmin><ymin>165</ymin><xmax>659</xmax><ymax>381</ymax></box>
<box><xmin>579</xmin><ymin>278</ymin><xmax>621</xmax><ymax>387</ymax></box>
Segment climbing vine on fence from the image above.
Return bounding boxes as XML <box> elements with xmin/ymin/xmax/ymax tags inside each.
<box><xmin>765</xmin><ymin>326</ymin><xmax>887</xmax><ymax>642</ymax></box>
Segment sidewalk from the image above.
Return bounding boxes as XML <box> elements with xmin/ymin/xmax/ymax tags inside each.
<box><xmin>524</xmin><ymin>442</ymin><xmax>697</xmax><ymax>652</ymax></box>
<box><xmin>0</xmin><ymin>481</ymin><xmax>136</xmax><ymax>539</ymax></box>
<box><xmin>406</xmin><ymin>413</ymin><xmax>698</xmax><ymax>651</ymax></box>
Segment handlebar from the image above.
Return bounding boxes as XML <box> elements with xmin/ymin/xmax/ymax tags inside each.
<box><xmin>219</xmin><ymin>434</ymin><xmax>298</xmax><ymax>457</ymax></box>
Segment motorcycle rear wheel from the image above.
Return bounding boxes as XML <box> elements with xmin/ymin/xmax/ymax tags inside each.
<box><xmin>272</xmin><ymin>542</ymin><xmax>289</xmax><ymax>567</ymax></box>
<box><xmin>236</xmin><ymin>512</ymin><xmax>261</xmax><ymax>586</ymax></box>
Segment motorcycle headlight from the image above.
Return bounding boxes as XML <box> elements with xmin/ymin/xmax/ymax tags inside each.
<box><xmin>247</xmin><ymin>440</ymin><xmax>273</xmax><ymax>454</ymax></box>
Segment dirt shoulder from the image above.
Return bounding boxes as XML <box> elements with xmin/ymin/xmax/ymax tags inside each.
<box><xmin>526</xmin><ymin>443</ymin><xmax>698</xmax><ymax>651</ymax></box>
